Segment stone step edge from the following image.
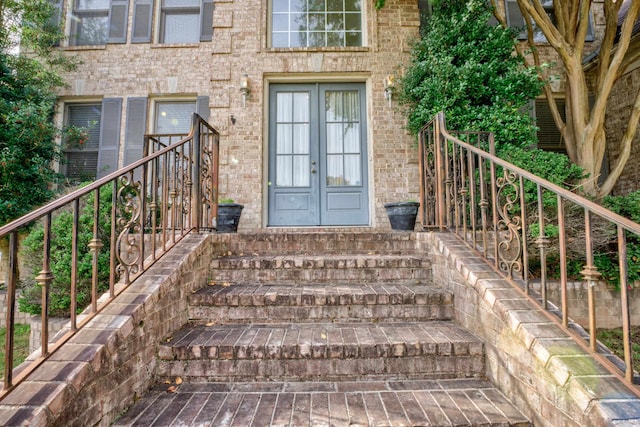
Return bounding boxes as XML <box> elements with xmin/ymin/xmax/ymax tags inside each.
<box><xmin>210</xmin><ymin>254</ymin><xmax>431</xmax><ymax>269</ymax></box>
<box><xmin>158</xmin><ymin>322</ymin><xmax>484</xmax><ymax>361</ymax></box>
<box><xmin>190</xmin><ymin>284</ymin><xmax>453</xmax><ymax>307</ymax></box>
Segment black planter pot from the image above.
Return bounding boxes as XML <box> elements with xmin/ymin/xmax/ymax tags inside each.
<box><xmin>384</xmin><ymin>201</ymin><xmax>420</xmax><ymax>231</ymax></box>
<box><xmin>217</xmin><ymin>203</ymin><xmax>244</xmax><ymax>233</ymax></box>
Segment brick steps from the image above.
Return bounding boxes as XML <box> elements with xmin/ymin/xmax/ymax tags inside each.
<box><xmin>113</xmin><ymin>379</ymin><xmax>531</xmax><ymax>427</ymax></box>
<box><xmin>208</xmin><ymin>231</ymin><xmax>423</xmax><ymax>255</ymax></box>
<box><xmin>189</xmin><ymin>283</ymin><xmax>453</xmax><ymax>323</ymax></box>
<box><xmin>157</xmin><ymin>321</ymin><xmax>485</xmax><ymax>382</ymax></box>
<box><xmin>114</xmin><ymin>231</ymin><xmax>530</xmax><ymax>426</ymax></box>
<box><xmin>210</xmin><ymin>254</ymin><xmax>432</xmax><ymax>284</ymax></box>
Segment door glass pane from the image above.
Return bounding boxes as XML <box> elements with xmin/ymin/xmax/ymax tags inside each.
<box><xmin>325</xmin><ymin>91</ymin><xmax>340</xmax><ymax>122</ymax></box>
<box><xmin>277</xmin><ymin>155</ymin><xmax>292</xmax><ymax>186</ymax></box>
<box><xmin>326</xmin><ymin>123</ymin><xmax>342</xmax><ymax>154</ymax></box>
<box><xmin>293</xmin><ymin>156</ymin><xmax>310</xmax><ymax>186</ymax></box>
<box><xmin>277</xmin><ymin>124</ymin><xmax>293</xmax><ymax>154</ymax></box>
<box><xmin>276</xmin><ymin>91</ymin><xmax>310</xmax><ymax>187</ymax></box>
<box><xmin>344</xmin><ymin>124</ymin><xmax>360</xmax><ymax>153</ymax></box>
<box><xmin>293</xmin><ymin>93</ymin><xmax>310</xmax><ymax>122</ymax></box>
<box><xmin>293</xmin><ymin>124</ymin><xmax>309</xmax><ymax>154</ymax></box>
<box><xmin>277</xmin><ymin>93</ymin><xmax>292</xmax><ymax>122</ymax></box>
<box><xmin>343</xmin><ymin>91</ymin><xmax>359</xmax><ymax>121</ymax></box>
<box><xmin>324</xmin><ymin>90</ymin><xmax>361</xmax><ymax>187</ymax></box>
<box><xmin>344</xmin><ymin>154</ymin><xmax>361</xmax><ymax>185</ymax></box>
<box><xmin>327</xmin><ymin>155</ymin><xmax>343</xmax><ymax>186</ymax></box>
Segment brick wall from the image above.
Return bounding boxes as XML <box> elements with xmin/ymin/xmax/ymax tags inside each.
<box><xmin>0</xmin><ymin>291</ymin><xmax>32</xmax><ymax>329</ymax></box>
<box><xmin>423</xmin><ymin>232</ymin><xmax>640</xmax><ymax>427</ymax></box>
<box><xmin>0</xmin><ymin>233</ymin><xmax>215</xmax><ymax>426</ymax></box>
<box><xmin>605</xmin><ymin>63</ymin><xmax>640</xmax><ymax>196</ymax></box>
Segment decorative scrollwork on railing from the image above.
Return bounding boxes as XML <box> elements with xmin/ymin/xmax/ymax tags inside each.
<box><xmin>495</xmin><ymin>168</ymin><xmax>524</xmax><ymax>279</ymax></box>
<box><xmin>200</xmin><ymin>133</ymin><xmax>215</xmax><ymax>228</ymax></box>
<box><xmin>115</xmin><ymin>172</ymin><xmax>143</xmax><ymax>285</ymax></box>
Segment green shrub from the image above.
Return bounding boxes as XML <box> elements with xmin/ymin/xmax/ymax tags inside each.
<box><xmin>593</xmin><ymin>191</ymin><xmax>640</xmax><ymax>288</ymax></box>
<box><xmin>399</xmin><ymin>0</ymin><xmax>543</xmax><ymax>149</ymax></box>
<box><xmin>18</xmin><ymin>185</ymin><xmax>113</xmax><ymax>317</ymax></box>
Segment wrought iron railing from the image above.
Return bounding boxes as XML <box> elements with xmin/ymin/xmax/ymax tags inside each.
<box><xmin>0</xmin><ymin>114</ymin><xmax>219</xmax><ymax>398</ymax></box>
<box><xmin>419</xmin><ymin>112</ymin><xmax>640</xmax><ymax>392</ymax></box>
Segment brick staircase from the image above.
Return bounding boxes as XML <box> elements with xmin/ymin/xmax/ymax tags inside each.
<box><xmin>114</xmin><ymin>232</ymin><xmax>530</xmax><ymax>426</ymax></box>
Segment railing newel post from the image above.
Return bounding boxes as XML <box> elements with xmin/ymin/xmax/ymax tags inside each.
<box><xmin>192</xmin><ymin>114</ymin><xmax>202</xmax><ymax>232</ymax></box>
<box><xmin>617</xmin><ymin>226</ymin><xmax>633</xmax><ymax>383</ymax></box>
<box><xmin>535</xmin><ymin>185</ymin><xmax>550</xmax><ymax>308</ymax></box>
<box><xmin>35</xmin><ymin>213</ymin><xmax>53</xmax><ymax>357</ymax></box>
<box><xmin>3</xmin><ymin>231</ymin><xmax>19</xmax><ymax>389</ymax></box>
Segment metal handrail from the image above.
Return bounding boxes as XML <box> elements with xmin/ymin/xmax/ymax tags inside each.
<box><xmin>0</xmin><ymin>114</ymin><xmax>219</xmax><ymax>398</ymax></box>
<box><xmin>419</xmin><ymin>111</ymin><xmax>640</xmax><ymax>393</ymax></box>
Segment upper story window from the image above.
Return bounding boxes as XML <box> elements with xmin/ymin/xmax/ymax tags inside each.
<box><xmin>160</xmin><ymin>0</ymin><xmax>213</xmax><ymax>44</ymax></box>
<box><xmin>66</xmin><ymin>0</ymin><xmax>213</xmax><ymax>46</ymax></box>
<box><xmin>70</xmin><ymin>0</ymin><xmax>109</xmax><ymax>46</ymax></box>
<box><xmin>504</xmin><ymin>0</ymin><xmax>594</xmax><ymax>42</ymax></box>
<box><xmin>271</xmin><ymin>0</ymin><xmax>363</xmax><ymax>48</ymax></box>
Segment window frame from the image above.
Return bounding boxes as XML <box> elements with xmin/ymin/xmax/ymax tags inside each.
<box><xmin>504</xmin><ymin>0</ymin><xmax>594</xmax><ymax>43</ymax></box>
<box><xmin>269</xmin><ymin>0</ymin><xmax>365</xmax><ymax>49</ymax></box>
<box><xmin>157</xmin><ymin>0</ymin><xmax>213</xmax><ymax>44</ymax></box>
<box><xmin>70</xmin><ymin>0</ymin><xmax>110</xmax><ymax>46</ymax></box>
<box><xmin>152</xmin><ymin>99</ymin><xmax>198</xmax><ymax>136</ymax></box>
<box><xmin>61</xmin><ymin>101</ymin><xmax>103</xmax><ymax>181</ymax></box>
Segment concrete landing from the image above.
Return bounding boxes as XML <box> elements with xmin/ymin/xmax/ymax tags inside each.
<box><xmin>113</xmin><ymin>379</ymin><xmax>531</xmax><ymax>426</ymax></box>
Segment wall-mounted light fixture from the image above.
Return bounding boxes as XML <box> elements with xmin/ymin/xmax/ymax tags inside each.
<box><xmin>383</xmin><ymin>75</ymin><xmax>394</xmax><ymax>107</ymax></box>
<box><xmin>240</xmin><ymin>73</ymin><xmax>250</xmax><ymax>107</ymax></box>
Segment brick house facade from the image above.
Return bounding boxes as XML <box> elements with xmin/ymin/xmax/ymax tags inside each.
<box><xmin>53</xmin><ymin>0</ymin><xmax>422</xmax><ymax>231</ymax></box>
<box><xmin>51</xmin><ymin>0</ymin><xmax>640</xmax><ymax>232</ymax></box>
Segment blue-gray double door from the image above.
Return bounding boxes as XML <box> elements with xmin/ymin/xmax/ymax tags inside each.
<box><xmin>268</xmin><ymin>83</ymin><xmax>369</xmax><ymax>226</ymax></box>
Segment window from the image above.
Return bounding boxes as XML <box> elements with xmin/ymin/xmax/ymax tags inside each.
<box><xmin>63</xmin><ymin>103</ymin><xmax>102</xmax><ymax>181</ymax></box>
<box><xmin>160</xmin><ymin>0</ymin><xmax>214</xmax><ymax>44</ymax></box>
<box><xmin>534</xmin><ymin>98</ymin><xmax>565</xmax><ymax>153</ymax></box>
<box><xmin>69</xmin><ymin>0</ymin><xmax>128</xmax><ymax>46</ymax></box>
<box><xmin>155</xmin><ymin>101</ymin><xmax>196</xmax><ymax>135</ymax></box>
<box><xmin>271</xmin><ymin>0</ymin><xmax>363</xmax><ymax>48</ymax></box>
<box><xmin>504</xmin><ymin>0</ymin><xmax>594</xmax><ymax>42</ymax></box>
<box><xmin>71</xmin><ymin>0</ymin><xmax>109</xmax><ymax>45</ymax></box>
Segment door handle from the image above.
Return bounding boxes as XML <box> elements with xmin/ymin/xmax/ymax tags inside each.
<box><xmin>311</xmin><ymin>167</ymin><xmax>317</xmax><ymax>174</ymax></box>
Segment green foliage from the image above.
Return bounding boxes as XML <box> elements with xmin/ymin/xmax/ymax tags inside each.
<box><xmin>18</xmin><ymin>185</ymin><xmax>113</xmax><ymax>317</ymax></box>
<box><xmin>0</xmin><ymin>1</ymin><xmax>78</xmax><ymax>226</ymax></box>
<box><xmin>399</xmin><ymin>0</ymin><xmax>543</xmax><ymax>148</ymax></box>
<box><xmin>592</xmin><ymin>191</ymin><xmax>640</xmax><ymax>288</ymax></box>
<box><xmin>499</xmin><ymin>145</ymin><xmax>586</xmax><ymax>206</ymax></box>
<box><xmin>0</xmin><ymin>324</ymin><xmax>30</xmax><ymax>379</ymax></box>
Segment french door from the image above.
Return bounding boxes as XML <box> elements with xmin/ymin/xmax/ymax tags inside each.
<box><xmin>268</xmin><ymin>83</ymin><xmax>369</xmax><ymax>226</ymax></box>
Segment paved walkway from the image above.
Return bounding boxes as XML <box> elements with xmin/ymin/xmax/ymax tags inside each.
<box><xmin>113</xmin><ymin>379</ymin><xmax>531</xmax><ymax>426</ymax></box>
